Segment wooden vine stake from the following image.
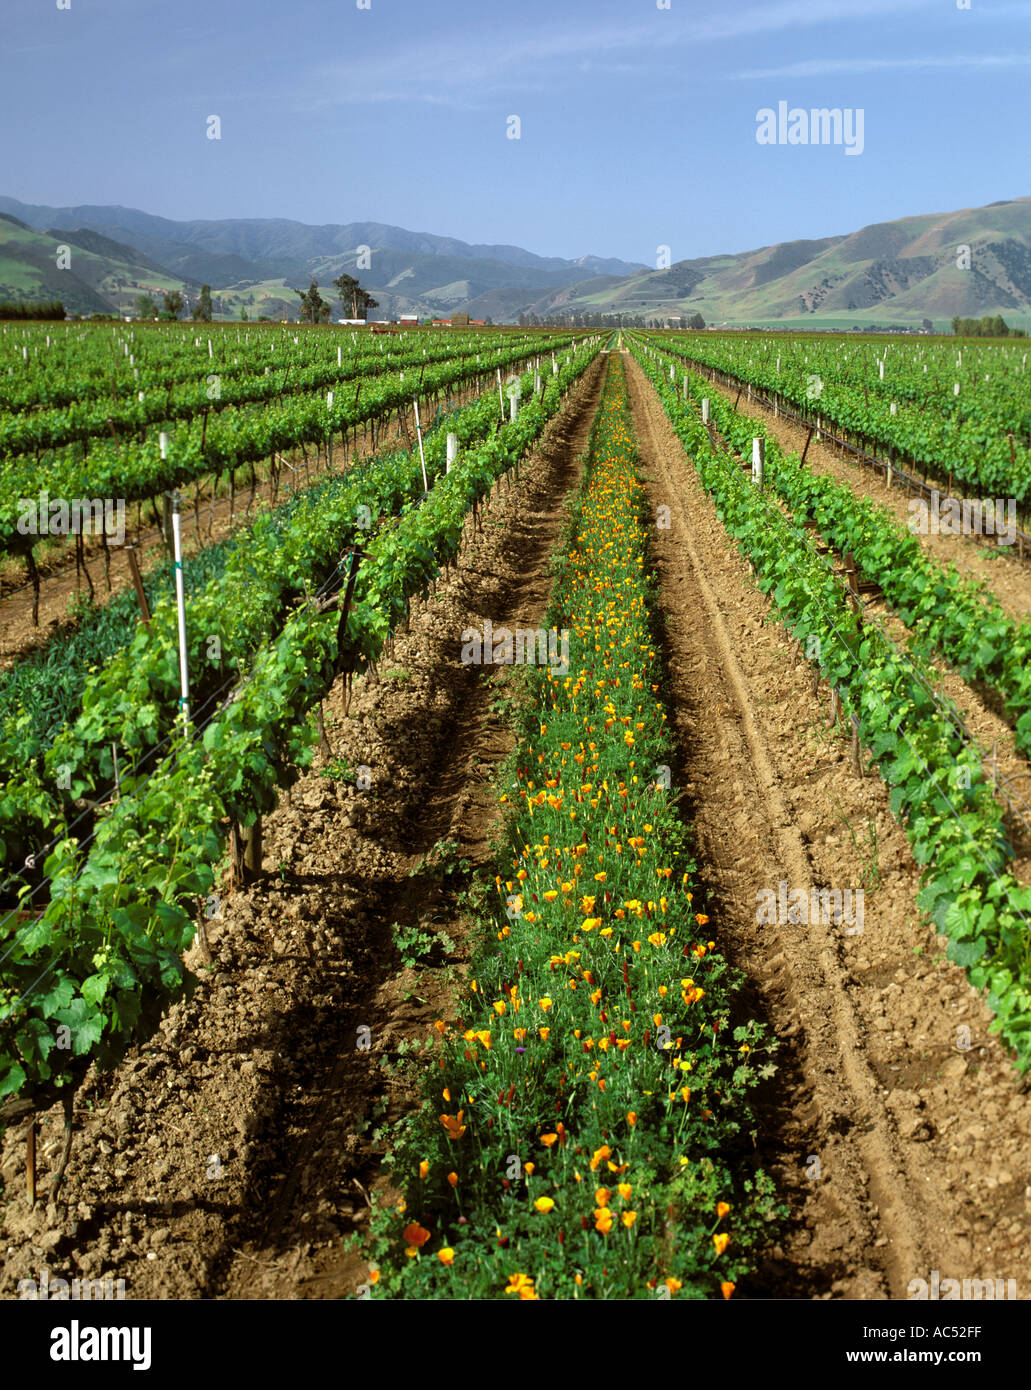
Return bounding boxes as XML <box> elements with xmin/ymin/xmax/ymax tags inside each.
<box><xmin>230</xmin><ymin>819</ymin><xmax>263</xmax><ymax>887</ymax></box>
<box><xmin>850</xmin><ymin>718</ymin><xmax>863</xmax><ymax>777</ymax></box>
<box><xmin>800</xmin><ymin>427</ymin><xmax>815</xmax><ymax>467</ymax></box>
<box><xmin>316</xmin><ymin>702</ymin><xmax>332</xmax><ymax>760</ymax></box>
<box><xmin>26</xmin><ymin>1116</ymin><xmax>36</xmax><ymax>1204</ymax></box>
<box><xmin>52</xmin><ymin>1090</ymin><xmax>76</xmax><ymax>1199</ymax></box>
<box><xmin>26</xmin><ymin>548</ymin><xmax>41</xmax><ymax>628</ymax></box>
<box><xmin>844</xmin><ymin>552</ymin><xmax>863</xmax><ymax>628</ymax></box>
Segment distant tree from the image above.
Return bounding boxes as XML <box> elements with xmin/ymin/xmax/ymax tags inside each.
<box><xmin>294</xmin><ymin>279</ymin><xmax>331</xmax><ymax>324</ymax></box>
<box><xmin>160</xmin><ymin>290</ymin><xmax>185</xmax><ymax>321</ymax></box>
<box><xmin>192</xmin><ymin>284</ymin><xmax>213</xmax><ymax>322</ymax></box>
<box><xmin>952</xmin><ymin>314</ymin><xmax>1016</xmax><ymax>338</ymax></box>
<box><xmin>134</xmin><ymin>294</ymin><xmax>158</xmax><ymax>319</ymax></box>
<box><xmin>921</xmin><ymin>318</ymin><xmax>933</xmax><ymax>332</ymax></box>
<box><xmin>240</xmin><ymin>306</ymin><xmax>249</xmax><ymax>321</ymax></box>
<box><xmin>333</xmin><ymin>272</ymin><xmax>378</xmax><ymax>320</ymax></box>
<box><xmin>688</xmin><ymin>312</ymin><xmax>705</xmax><ymax>330</ymax></box>
<box><xmin>0</xmin><ymin>299</ymin><xmax>65</xmax><ymax>320</ymax></box>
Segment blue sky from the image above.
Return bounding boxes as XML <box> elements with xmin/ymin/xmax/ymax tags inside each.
<box><xmin>2</xmin><ymin>0</ymin><xmax>1028</xmax><ymax>264</ymax></box>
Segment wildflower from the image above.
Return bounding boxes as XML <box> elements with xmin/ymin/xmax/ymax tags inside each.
<box><xmin>539</xmin><ymin>998</ymin><xmax>553</xmax><ymax>1012</ymax></box>
<box><xmin>437</xmin><ymin>1247</ymin><xmax>455</xmax><ymax>1266</ymax></box>
<box><xmin>664</xmin><ymin>1277</ymin><xmax>682</xmax><ymax>1295</ymax></box>
<box><xmin>717</xmin><ymin>1202</ymin><xmax>730</xmax><ymax>1219</ymax></box>
<box><xmin>594</xmin><ymin>1187</ymin><xmax>612</xmax><ymax>1207</ymax></box>
<box><xmin>534</xmin><ymin>1197</ymin><xmax>555</xmax><ymax>1213</ymax></box>
<box><xmin>418</xmin><ymin>1160</ymin><xmax>429</xmax><ymax>1179</ymax></box>
<box><xmin>505</xmin><ymin>1273</ymin><xmax>535</xmax><ymax>1297</ymax></box>
<box><xmin>594</xmin><ymin>1209</ymin><xmax>613</xmax><ymax>1234</ymax></box>
<box><xmin>541</xmin><ymin>1133</ymin><xmax>559</xmax><ymax>1148</ymax></box>
<box><xmin>403</xmin><ymin>1223</ymin><xmax>431</xmax><ymax>1248</ymax></box>
<box><xmin>440</xmin><ymin>1111</ymin><xmax>466</xmax><ymax>1140</ymax></box>
<box><xmin>622</xmin><ymin>1211</ymin><xmax>637</xmax><ymax>1228</ymax></box>
<box><xmin>447</xmin><ymin>1172</ymin><xmax>458</xmax><ymax>1188</ymax></box>
<box><xmin>721</xmin><ymin>1282</ymin><xmax>735</xmax><ymax>1300</ymax></box>
<box><xmin>626</xmin><ymin>1112</ymin><xmax>637</xmax><ymax>1127</ymax></box>
<box><xmin>713</xmin><ymin>1233</ymin><xmax>730</xmax><ymax>1256</ymax></box>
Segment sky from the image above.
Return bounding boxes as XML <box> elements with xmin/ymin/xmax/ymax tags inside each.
<box><xmin>1</xmin><ymin>0</ymin><xmax>1028</xmax><ymax>265</ymax></box>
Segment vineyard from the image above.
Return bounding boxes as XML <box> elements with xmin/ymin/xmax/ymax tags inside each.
<box><xmin>1</xmin><ymin>320</ymin><xmax>1030</xmax><ymax>1304</ymax></box>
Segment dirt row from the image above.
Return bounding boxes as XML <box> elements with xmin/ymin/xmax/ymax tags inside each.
<box><xmin>623</xmin><ymin>348</ymin><xmax>1031</xmax><ymax>1299</ymax></box>
<box><xmin>696</xmin><ymin>374</ymin><xmax>1031</xmax><ymax>884</ymax></box>
<box><xmin>3</xmin><ymin>349</ymin><xmax>1029</xmax><ymax>1301</ymax></box>
<box><xmin>698</xmin><ymin>365</ymin><xmax>1031</xmax><ymax>623</ymax></box>
<box><xmin>0</xmin><ymin>374</ymin><xmax>495</xmax><ymax>669</ymax></box>
<box><xmin>0</xmin><ymin>354</ymin><xmax>607</xmax><ymax>1300</ymax></box>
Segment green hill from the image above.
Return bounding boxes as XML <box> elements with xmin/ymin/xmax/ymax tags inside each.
<box><xmin>0</xmin><ymin>214</ymin><xmax>196</xmax><ymax>316</ymax></box>
<box><xmin>526</xmin><ymin>196</ymin><xmax>1031</xmax><ymax>331</ymax></box>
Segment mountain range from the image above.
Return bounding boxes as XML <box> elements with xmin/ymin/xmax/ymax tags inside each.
<box><xmin>1</xmin><ymin>193</ymin><xmax>1028</xmax><ymax>329</ymax></box>
<box><xmin>522</xmin><ymin>195</ymin><xmax>1031</xmax><ymax>331</ymax></box>
<box><xmin>0</xmin><ymin>197</ymin><xmax>645</xmax><ymax>320</ymax></box>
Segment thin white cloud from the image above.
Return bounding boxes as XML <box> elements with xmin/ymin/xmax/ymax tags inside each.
<box><xmin>301</xmin><ymin>0</ymin><xmax>941</xmax><ymax>108</ymax></box>
<box><xmin>731</xmin><ymin>53</ymin><xmax>1031</xmax><ymax>79</ymax></box>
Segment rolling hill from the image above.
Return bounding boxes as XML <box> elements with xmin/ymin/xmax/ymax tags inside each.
<box><xmin>525</xmin><ymin>196</ymin><xmax>1031</xmax><ymax>330</ymax></box>
<box><xmin>0</xmin><ymin>212</ymin><xmax>196</xmax><ymax>317</ymax></box>
<box><xmin>1</xmin><ymin>194</ymin><xmax>1028</xmax><ymax>328</ymax></box>
<box><xmin>0</xmin><ymin>197</ymin><xmax>645</xmax><ymax>320</ymax></box>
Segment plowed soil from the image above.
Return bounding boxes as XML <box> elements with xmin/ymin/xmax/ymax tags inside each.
<box><xmin>4</xmin><ymin>348</ymin><xmax>1030</xmax><ymax>1302</ymax></box>
<box><xmin>0</xmin><ymin>355</ymin><xmax>607</xmax><ymax>1300</ymax></box>
<box><xmin>703</xmin><ymin>370</ymin><xmax>1031</xmax><ymax>623</ymax></box>
<box><xmin>0</xmin><ymin>376</ymin><xmax>492</xmax><ymax>669</ymax></box>
<box><xmin>623</xmin><ymin>348</ymin><xmax>1031</xmax><ymax>1300</ymax></box>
